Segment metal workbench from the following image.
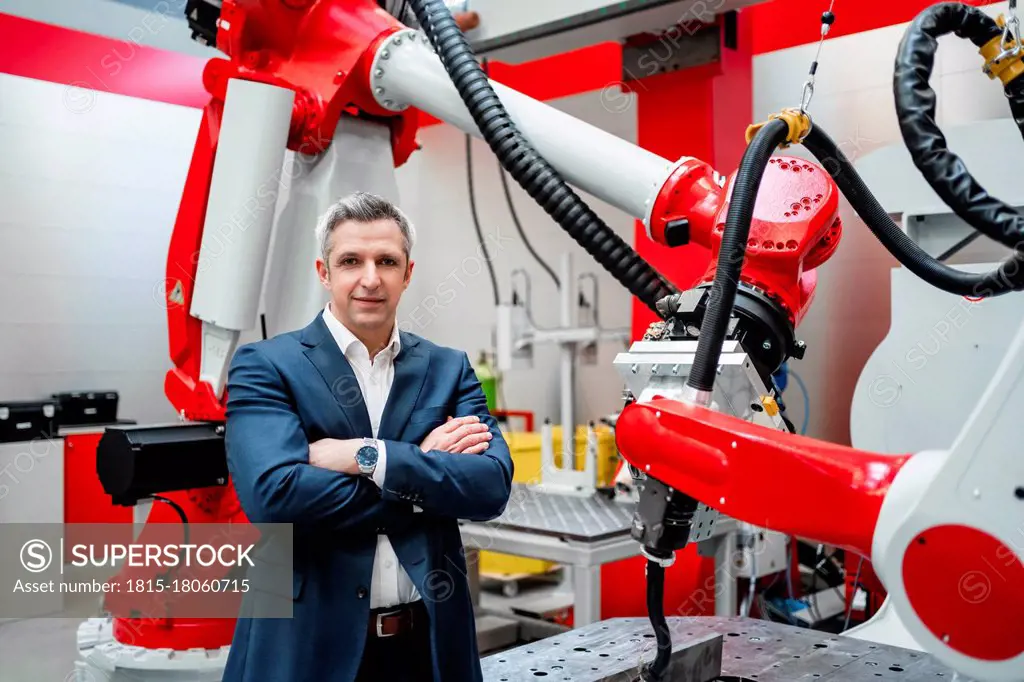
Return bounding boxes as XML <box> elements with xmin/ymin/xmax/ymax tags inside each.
<box><xmin>460</xmin><ymin>484</ymin><xmax>739</xmax><ymax>626</ymax></box>
<box><xmin>481</xmin><ymin>616</ymin><xmax>973</xmax><ymax>681</ymax></box>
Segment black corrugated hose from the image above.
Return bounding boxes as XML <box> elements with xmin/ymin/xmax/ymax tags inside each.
<box><xmin>642</xmin><ymin>560</ymin><xmax>671</xmax><ymax>681</ymax></box>
<box><xmin>895</xmin><ymin>2</ymin><xmax>1024</xmax><ymax>248</ymax></box>
<box><xmin>407</xmin><ymin>0</ymin><xmax>678</xmax><ymax>316</ymax></box>
<box><xmin>686</xmin><ymin>119</ymin><xmax>790</xmax><ymax>393</ymax></box>
<box><xmin>802</xmin><ymin>126</ymin><xmax>1024</xmax><ymax>297</ymax></box>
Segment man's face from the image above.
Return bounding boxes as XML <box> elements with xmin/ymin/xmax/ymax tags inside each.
<box><xmin>316</xmin><ymin>218</ymin><xmax>413</xmax><ymax>342</ymax></box>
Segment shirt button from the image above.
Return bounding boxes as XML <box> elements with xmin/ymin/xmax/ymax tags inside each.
<box><xmin>385</xmin><ymin>559</ymin><xmax>393</xmax><ymax>569</ymax></box>
<box><xmin>357</xmin><ymin>586</ymin><xmax>368</xmax><ymax>599</ymax></box>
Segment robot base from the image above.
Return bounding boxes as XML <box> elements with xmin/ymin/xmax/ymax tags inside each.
<box><xmin>73</xmin><ymin>618</ymin><xmax>229</xmax><ymax>682</ymax></box>
<box><xmin>482</xmin><ymin>617</ymin><xmax>977</xmax><ymax>681</ymax></box>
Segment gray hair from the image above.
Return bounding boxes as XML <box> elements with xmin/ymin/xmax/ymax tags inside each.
<box><xmin>315</xmin><ymin>191</ymin><xmax>416</xmax><ymax>266</ymax></box>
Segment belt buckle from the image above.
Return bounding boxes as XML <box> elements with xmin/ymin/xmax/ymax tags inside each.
<box><xmin>375</xmin><ymin>608</ymin><xmax>401</xmax><ymax>638</ymax></box>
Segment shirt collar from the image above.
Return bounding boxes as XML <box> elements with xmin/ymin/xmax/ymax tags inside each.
<box><xmin>322</xmin><ymin>303</ymin><xmax>401</xmax><ymax>359</ymax></box>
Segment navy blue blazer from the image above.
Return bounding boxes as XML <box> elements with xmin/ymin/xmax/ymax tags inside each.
<box><xmin>221</xmin><ymin>313</ymin><xmax>514</xmax><ymax>682</ymax></box>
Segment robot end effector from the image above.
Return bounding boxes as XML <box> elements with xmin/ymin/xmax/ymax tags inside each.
<box><xmin>621</xmin><ymin>133</ymin><xmax>843</xmax><ymax>567</ymax></box>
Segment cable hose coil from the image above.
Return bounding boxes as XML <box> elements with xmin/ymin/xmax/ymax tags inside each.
<box><xmin>895</xmin><ymin>2</ymin><xmax>1024</xmax><ymax>248</ymax></box>
<box><xmin>407</xmin><ymin>0</ymin><xmax>677</xmax><ymax>316</ymax></box>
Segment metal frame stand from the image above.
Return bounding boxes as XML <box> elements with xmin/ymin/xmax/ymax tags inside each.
<box><xmin>497</xmin><ymin>253</ymin><xmax>630</xmax><ymax>497</ymax></box>
<box><xmin>461</xmin><ymin>516</ymin><xmax>739</xmax><ymax>627</ymax></box>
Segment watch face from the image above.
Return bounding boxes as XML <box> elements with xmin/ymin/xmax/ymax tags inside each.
<box><xmin>356</xmin><ymin>445</ymin><xmax>377</xmax><ymax>468</ymax></box>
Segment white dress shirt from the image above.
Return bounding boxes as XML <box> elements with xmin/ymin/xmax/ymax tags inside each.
<box><xmin>321</xmin><ymin>303</ymin><xmax>422</xmax><ymax>609</ymax></box>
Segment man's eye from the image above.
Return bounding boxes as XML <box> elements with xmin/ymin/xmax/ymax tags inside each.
<box><xmin>339</xmin><ymin>258</ymin><xmax>358</xmax><ymax>266</ymax></box>
<box><xmin>380</xmin><ymin>258</ymin><xmax>397</xmax><ymax>266</ymax></box>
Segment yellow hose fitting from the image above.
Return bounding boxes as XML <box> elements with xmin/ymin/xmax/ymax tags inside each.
<box><xmin>760</xmin><ymin>395</ymin><xmax>780</xmax><ymax>417</ymax></box>
<box><xmin>981</xmin><ymin>14</ymin><xmax>1024</xmax><ymax>86</ymax></box>
<box><xmin>745</xmin><ymin>107</ymin><xmax>812</xmax><ymax>149</ymax></box>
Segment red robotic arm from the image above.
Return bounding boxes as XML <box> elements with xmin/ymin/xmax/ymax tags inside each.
<box><xmin>646</xmin><ymin>154</ymin><xmax>841</xmax><ymax>329</ymax></box>
<box><xmin>163</xmin><ymin>0</ymin><xmax>415</xmax><ymax>422</ymax></box>
<box><xmin>616</xmin><ymin>398</ymin><xmax>909</xmax><ymax>558</ymax></box>
<box><xmin>614</xmin><ymin>374</ymin><xmax>1024</xmax><ymax>679</ymax></box>
<box><xmin>165</xmin><ymin>2</ymin><xmax>487</xmax><ymax>423</ymax></box>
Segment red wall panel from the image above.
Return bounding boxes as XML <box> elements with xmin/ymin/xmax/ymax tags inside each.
<box><xmin>629</xmin><ymin>11</ymin><xmax>754</xmax><ymax>341</ymax></box>
<box><xmin>630</xmin><ymin>66</ymin><xmax>717</xmax><ymax>341</ymax></box>
<box><xmin>0</xmin><ymin>12</ymin><xmax>209</xmax><ymax>108</ymax></box>
<box><xmin>747</xmin><ymin>0</ymin><xmax>1004</xmax><ymax>55</ymax></box>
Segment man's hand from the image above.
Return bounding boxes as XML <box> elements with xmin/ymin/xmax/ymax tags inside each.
<box><xmin>421</xmin><ymin>416</ymin><xmax>492</xmax><ymax>454</ymax></box>
<box><xmin>308</xmin><ymin>438</ymin><xmax>361</xmax><ymax>475</ymax></box>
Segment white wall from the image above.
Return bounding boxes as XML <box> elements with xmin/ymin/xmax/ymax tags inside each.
<box><xmin>753</xmin><ymin>1</ymin><xmax>1015</xmax><ymax>445</ymax></box>
<box><xmin>0</xmin><ymin>73</ymin><xmax>201</xmax><ymax>425</ymax></box>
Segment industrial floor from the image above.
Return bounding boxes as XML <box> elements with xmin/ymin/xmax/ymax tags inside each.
<box><xmin>0</xmin><ymin>616</ymin><xmax>81</xmax><ymax>682</ymax></box>
<box><xmin>0</xmin><ymin>577</ymin><xmax>570</xmax><ymax>682</ymax></box>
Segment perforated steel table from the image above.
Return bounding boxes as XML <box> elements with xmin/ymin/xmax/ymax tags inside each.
<box><xmin>460</xmin><ymin>485</ymin><xmax>738</xmax><ymax>625</ymax></box>
<box><xmin>481</xmin><ymin>616</ymin><xmax>974</xmax><ymax>681</ymax></box>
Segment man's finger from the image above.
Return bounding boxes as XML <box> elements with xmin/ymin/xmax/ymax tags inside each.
<box><xmin>444</xmin><ymin>415</ymin><xmax>479</xmax><ymax>431</ymax></box>
<box><xmin>448</xmin><ymin>423</ymin><xmax>487</xmax><ymax>441</ymax></box>
<box><xmin>449</xmin><ymin>432</ymin><xmax>492</xmax><ymax>453</ymax></box>
<box><xmin>461</xmin><ymin>442</ymin><xmax>490</xmax><ymax>455</ymax></box>
<box><xmin>446</xmin><ymin>423</ymin><xmax>488</xmax><ymax>445</ymax></box>
<box><xmin>443</xmin><ymin>428</ymin><xmax>487</xmax><ymax>452</ymax></box>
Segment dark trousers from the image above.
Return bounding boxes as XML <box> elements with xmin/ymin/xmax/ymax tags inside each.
<box><xmin>355</xmin><ymin>602</ymin><xmax>433</xmax><ymax>682</ymax></box>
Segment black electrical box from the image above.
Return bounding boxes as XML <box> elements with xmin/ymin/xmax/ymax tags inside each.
<box><xmin>97</xmin><ymin>423</ymin><xmax>228</xmax><ymax>506</ymax></box>
<box><xmin>52</xmin><ymin>391</ymin><xmax>119</xmax><ymax>426</ymax></box>
<box><xmin>0</xmin><ymin>400</ymin><xmax>59</xmax><ymax>443</ymax></box>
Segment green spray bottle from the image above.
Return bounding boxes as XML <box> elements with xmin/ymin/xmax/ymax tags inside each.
<box><xmin>473</xmin><ymin>351</ymin><xmax>497</xmax><ymax>412</ymax></box>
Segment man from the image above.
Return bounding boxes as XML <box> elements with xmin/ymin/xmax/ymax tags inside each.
<box><xmin>222</xmin><ymin>191</ymin><xmax>514</xmax><ymax>682</ymax></box>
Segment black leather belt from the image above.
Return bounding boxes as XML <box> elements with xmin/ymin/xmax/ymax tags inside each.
<box><xmin>367</xmin><ymin>600</ymin><xmax>426</xmax><ymax>638</ymax></box>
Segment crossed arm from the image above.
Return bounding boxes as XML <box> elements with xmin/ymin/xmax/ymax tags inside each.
<box><xmin>224</xmin><ymin>344</ymin><xmax>514</xmax><ymax>533</ymax></box>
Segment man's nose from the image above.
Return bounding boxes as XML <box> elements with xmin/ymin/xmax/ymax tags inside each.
<box><xmin>360</xmin><ymin>263</ymin><xmax>381</xmax><ymax>288</ymax></box>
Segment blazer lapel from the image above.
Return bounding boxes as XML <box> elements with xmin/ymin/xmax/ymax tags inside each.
<box><xmin>377</xmin><ymin>332</ymin><xmax>429</xmax><ymax>442</ymax></box>
<box><xmin>300</xmin><ymin>315</ymin><xmax>373</xmax><ymax>438</ymax></box>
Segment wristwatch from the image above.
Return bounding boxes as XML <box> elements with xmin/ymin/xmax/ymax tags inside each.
<box><xmin>355</xmin><ymin>438</ymin><xmax>379</xmax><ymax>477</ymax></box>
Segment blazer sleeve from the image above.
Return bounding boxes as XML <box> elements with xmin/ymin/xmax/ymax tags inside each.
<box><xmin>378</xmin><ymin>351</ymin><xmax>514</xmax><ymax>522</ymax></box>
<box><xmin>225</xmin><ymin>343</ymin><xmax>409</xmax><ymax>532</ymax></box>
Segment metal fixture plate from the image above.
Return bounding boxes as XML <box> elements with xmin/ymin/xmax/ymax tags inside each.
<box><xmin>482</xmin><ymin>618</ymin><xmax>723</xmax><ymax>682</ymax></box>
<box><xmin>483</xmin><ymin>617</ymin><xmax>975</xmax><ymax>681</ymax></box>
<box><xmin>485</xmin><ymin>484</ymin><xmax>634</xmax><ymax>542</ymax></box>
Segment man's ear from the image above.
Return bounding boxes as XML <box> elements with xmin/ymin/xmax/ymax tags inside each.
<box><xmin>315</xmin><ymin>258</ymin><xmax>331</xmax><ymax>289</ymax></box>
<box><xmin>404</xmin><ymin>260</ymin><xmax>415</xmax><ymax>289</ymax></box>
